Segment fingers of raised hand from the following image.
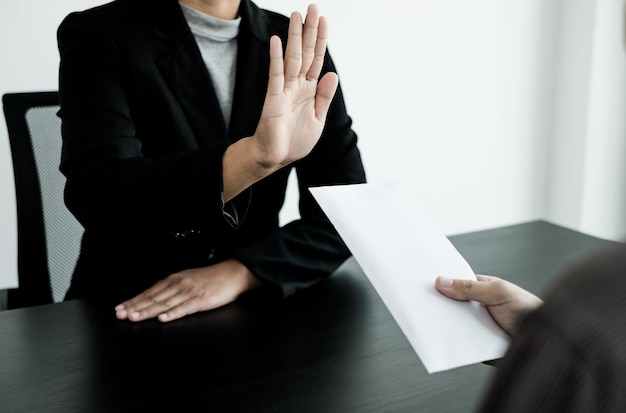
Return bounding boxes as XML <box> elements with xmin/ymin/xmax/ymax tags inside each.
<box><xmin>314</xmin><ymin>71</ymin><xmax>338</xmax><ymax>119</ymax></box>
<box><xmin>306</xmin><ymin>15</ymin><xmax>328</xmax><ymax>81</ymax></box>
<box><xmin>268</xmin><ymin>35</ymin><xmax>285</xmax><ymax>96</ymax></box>
<box><xmin>300</xmin><ymin>4</ymin><xmax>322</xmax><ymax>79</ymax></box>
<box><xmin>284</xmin><ymin>11</ymin><xmax>304</xmax><ymax>83</ymax></box>
<box><xmin>285</xmin><ymin>4</ymin><xmax>327</xmax><ymax>83</ymax></box>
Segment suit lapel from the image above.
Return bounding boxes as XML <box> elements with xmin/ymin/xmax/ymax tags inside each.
<box><xmin>144</xmin><ymin>0</ymin><xmax>276</xmax><ymax>145</ymax></box>
<box><xmin>148</xmin><ymin>0</ymin><xmax>229</xmax><ymax>146</ymax></box>
<box><xmin>228</xmin><ymin>27</ymin><xmax>268</xmax><ymax>141</ymax></box>
<box><xmin>228</xmin><ymin>0</ymin><xmax>273</xmax><ymax>142</ymax></box>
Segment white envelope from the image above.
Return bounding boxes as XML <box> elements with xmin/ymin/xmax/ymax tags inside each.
<box><xmin>310</xmin><ymin>181</ymin><xmax>510</xmax><ymax>373</ymax></box>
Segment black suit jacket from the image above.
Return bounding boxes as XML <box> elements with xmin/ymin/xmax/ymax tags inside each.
<box><xmin>57</xmin><ymin>0</ymin><xmax>366</xmax><ymax>304</ymax></box>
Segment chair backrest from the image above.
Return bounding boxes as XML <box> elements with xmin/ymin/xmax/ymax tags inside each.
<box><xmin>2</xmin><ymin>91</ymin><xmax>83</xmax><ymax>309</ymax></box>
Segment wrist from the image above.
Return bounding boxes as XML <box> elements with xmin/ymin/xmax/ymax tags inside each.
<box><xmin>225</xmin><ymin>259</ymin><xmax>262</xmax><ymax>293</ymax></box>
<box><xmin>243</xmin><ymin>135</ymin><xmax>283</xmax><ymax>179</ymax></box>
<box><xmin>222</xmin><ymin>137</ymin><xmax>278</xmax><ymax>202</ymax></box>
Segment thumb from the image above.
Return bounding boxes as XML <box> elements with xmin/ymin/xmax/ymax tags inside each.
<box><xmin>435</xmin><ymin>275</ymin><xmax>501</xmax><ymax>305</ymax></box>
<box><xmin>314</xmin><ymin>72</ymin><xmax>338</xmax><ymax>121</ymax></box>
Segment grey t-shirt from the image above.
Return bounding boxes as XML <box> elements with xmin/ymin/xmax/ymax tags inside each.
<box><xmin>180</xmin><ymin>2</ymin><xmax>240</xmax><ymax>127</ymax></box>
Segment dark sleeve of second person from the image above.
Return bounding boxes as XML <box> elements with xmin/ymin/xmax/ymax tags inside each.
<box><xmin>476</xmin><ymin>244</ymin><xmax>626</xmax><ymax>413</ymax></box>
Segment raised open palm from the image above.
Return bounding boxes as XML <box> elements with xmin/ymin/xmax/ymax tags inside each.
<box><xmin>252</xmin><ymin>4</ymin><xmax>339</xmax><ymax>168</ymax></box>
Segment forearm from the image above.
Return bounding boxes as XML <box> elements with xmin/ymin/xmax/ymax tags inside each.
<box><xmin>222</xmin><ymin>136</ymin><xmax>282</xmax><ymax>203</ymax></box>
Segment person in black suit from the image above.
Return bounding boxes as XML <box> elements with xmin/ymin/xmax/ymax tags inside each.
<box><xmin>57</xmin><ymin>0</ymin><xmax>366</xmax><ymax>322</ymax></box>
<box><xmin>435</xmin><ymin>243</ymin><xmax>626</xmax><ymax>412</ymax></box>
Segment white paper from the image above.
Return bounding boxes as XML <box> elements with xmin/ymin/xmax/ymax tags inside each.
<box><xmin>310</xmin><ymin>181</ymin><xmax>510</xmax><ymax>373</ymax></box>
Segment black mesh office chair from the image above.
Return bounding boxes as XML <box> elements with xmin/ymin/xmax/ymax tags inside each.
<box><xmin>2</xmin><ymin>91</ymin><xmax>82</xmax><ymax>309</ymax></box>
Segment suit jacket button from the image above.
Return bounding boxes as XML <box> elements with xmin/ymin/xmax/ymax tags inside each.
<box><xmin>207</xmin><ymin>249</ymin><xmax>215</xmax><ymax>260</ymax></box>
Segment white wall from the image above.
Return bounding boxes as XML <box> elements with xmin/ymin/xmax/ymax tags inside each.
<box><xmin>577</xmin><ymin>0</ymin><xmax>626</xmax><ymax>240</ymax></box>
<box><xmin>545</xmin><ymin>0</ymin><xmax>626</xmax><ymax>241</ymax></box>
<box><xmin>269</xmin><ymin>0</ymin><xmax>626</xmax><ymax>241</ymax></box>
<box><xmin>270</xmin><ymin>0</ymin><xmax>556</xmax><ymax>235</ymax></box>
<box><xmin>1</xmin><ymin>0</ymin><xmax>625</xmax><ymax>288</ymax></box>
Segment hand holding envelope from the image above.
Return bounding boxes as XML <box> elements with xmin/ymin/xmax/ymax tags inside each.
<box><xmin>309</xmin><ymin>181</ymin><xmax>510</xmax><ymax>373</ymax></box>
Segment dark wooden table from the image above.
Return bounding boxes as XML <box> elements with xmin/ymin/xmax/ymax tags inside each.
<box><xmin>0</xmin><ymin>220</ymin><xmax>617</xmax><ymax>412</ymax></box>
